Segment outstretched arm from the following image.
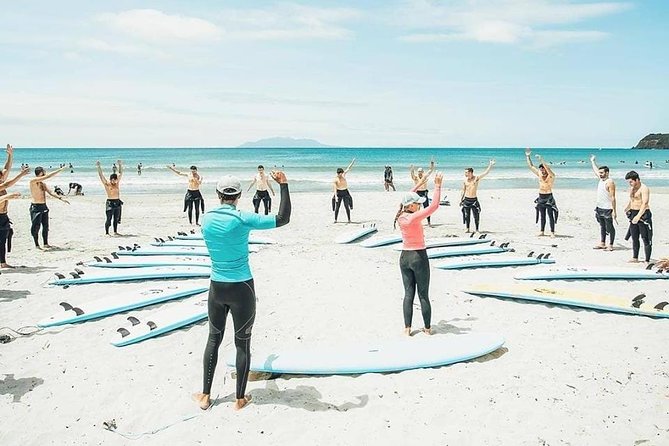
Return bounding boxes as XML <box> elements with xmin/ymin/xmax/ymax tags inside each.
<box><xmin>409</xmin><ymin>165</ymin><xmax>417</xmax><ymax>181</ymax></box>
<box><xmin>30</xmin><ymin>166</ymin><xmax>66</xmax><ymax>183</ymax></box>
<box><xmin>246</xmin><ymin>177</ymin><xmax>257</xmax><ymax>192</ymax></box>
<box><xmin>477</xmin><ymin>159</ymin><xmax>496</xmax><ymax>181</ymax></box>
<box><xmin>117</xmin><ymin>160</ymin><xmax>123</xmax><ymax>183</ymax></box>
<box><xmin>426</xmin><ymin>158</ymin><xmax>436</xmax><ymax>176</ymax></box>
<box><xmin>2</xmin><ymin>144</ymin><xmax>14</xmax><ymax>179</ymax></box>
<box><xmin>270</xmin><ymin>171</ymin><xmax>291</xmax><ymax>227</ymax></box>
<box><xmin>96</xmin><ymin>161</ymin><xmax>108</xmax><ymax>185</ymax></box>
<box><xmin>0</xmin><ymin>191</ymin><xmax>21</xmax><ymax>204</ymax></box>
<box><xmin>344</xmin><ymin>158</ymin><xmax>356</xmax><ymax>174</ymax></box>
<box><xmin>167</xmin><ymin>165</ymin><xmax>187</xmax><ymax>176</ymax></box>
<box><xmin>589</xmin><ymin>155</ymin><xmax>600</xmax><ymax>177</ymax></box>
<box><xmin>0</xmin><ymin>166</ymin><xmax>29</xmax><ymax>191</ymax></box>
<box><xmin>45</xmin><ymin>186</ymin><xmax>70</xmax><ymax>204</ymax></box>
<box><xmin>405</xmin><ymin>173</ymin><xmax>443</xmax><ymax>223</ymax></box>
<box><xmin>525</xmin><ymin>148</ymin><xmax>540</xmax><ymax>176</ymax></box>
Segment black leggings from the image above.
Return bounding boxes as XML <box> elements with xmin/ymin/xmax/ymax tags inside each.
<box><xmin>595</xmin><ymin>207</ymin><xmax>615</xmax><ymax>245</ymax></box>
<box><xmin>334</xmin><ymin>189</ymin><xmax>353</xmax><ymax>222</ymax></box>
<box><xmin>627</xmin><ymin>210</ymin><xmax>652</xmax><ymax>262</ymax></box>
<box><xmin>252</xmin><ymin>190</ymin><xmax>271</xmax><ymax>215</ymax></box>
<box><xmin>0</xmin><ymin>213</ymin><xmax>11</xmax><ymax>264</ymax></box>
<box><xmin>203</xmin><ymin>279</ymin><xmax>256</xmax><ymax>399</ymax></box>
<box><xmin>184</xmin><ymin>190</ymin><xmax>205</xmax><ymax>225</ymax></box>
<box><xmin>416</xmin><ymin>190</ymin><xmax>431</xmax><ymax>224</ymax></box>
<box><xmin>462</xmin><ymin>197</ymin><xmax>481</xmax><ymax>231</ymax></box>
<box><xmin>537</xmin><ymin>193</ymin><xmax>556</xmax><ymax>233</ymax></box>
<box><xmin>105</xmin><ymin>199</ymin><xmax>123</xmax><ymax>234</ymax></box>
<box><xmin>400</xmin><ymin>249</ymin><xmax>431</xmax><ymax>329</ymax></box>
<box><xmin>29</xmin><ymin>203</ymin><xmax>49</xmax><ymax>247</ymax></box>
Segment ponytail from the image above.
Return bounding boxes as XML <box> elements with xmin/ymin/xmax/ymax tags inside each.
<box><xmin>393</xmin><ymin>204</ymin><xmax>405</xmax><ymax>229</ymax></box>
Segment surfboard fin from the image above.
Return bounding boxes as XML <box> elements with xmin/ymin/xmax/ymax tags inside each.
<box><xmin>544</xmin><ymin>253</ymin><xmax>551</xmax><ymax>259</ymax></box>
<box><xmin>147</xmin><ymin>321</ymin><xmax>157</xmax><ymax>331</ymax></box>
<box><xmin>177</xmin><ymin>231</ymin><xmax>186</xmax><ymax>236</ymax></box>
<box><xmin>103</xmin><ymin>257</ymin><xmax>112</xmax><ymax>263</ymax></box>
<box><xmin>527</xmin><ymin>251</ymin><xmax>535</xmax><ymax>257</ymax></box>
<box><xmin>631</xmin><ymin>293</ymin><xmax>646</xmax><ymax>308</ymax></box>
<box><xmin>490</xmin><ymin>241</ymin><xmax>496</xmax><ymax>246</ymax></box>
<box><xmin>167</xmin><ymin>236</ymin><xmax>174</xmax><ymax>241</ymax></box>
<box><xmin>55</xmin><ymin>273</ymin><xmax>66</xmax><ymax>279</ymax></box>
<box><xmin>632</xmin><ymin>293</ymin><xmax>646</xmax><ymax>302</ymax></box>
<box><xmin>654</xmin><ymin>302</ymin><xmax>668</xmax><ymax>311</ymax></box>
<box><xmin>645</xmin><ymin>263</ymin><xmax>655</xmax><ymax>270</ymax></box>
<box><xmin>479</xmin><ymin>234</ymin><xmax>487</xmax><ymax>239</ymax></box>
<box><xmin>111</xmin><ymin>252</ymin><xmax>119</xmax><ymax>259</ymax></box>
<box><xmin>118</xmin><ymin>246</ymin><xmax>125</xmax><ymax>250</ymax></box>
<box><xmin>158</xmin><ymin>238</ymin><xmax>165</xmax><ymax>243</ymax></box>
<box><xmin>127</xmin><ymin>316</ymin><xmax>140</xmax><ymax>326</ymax></box>
<box><xmin>117</xmin><ymin>327</ymin><xmax>130</xmax><ymax>338</ymax></box>
<box><xmin>74</xmin><ymin>268</ymin><xmax>85</xmax><ymax>275</ymax></box>
<box><xmin>537</xmin><ymin>253</ymin><xmax>545</xmax><ymax>259</ymax></box>
<box><xmin>93</xmin><ymin>256</ymin><xmax>102</xmax><ymax>262</ymax></box>
<box><xmin>69</xmin><ymin>272</ymin><xmax>80</xmax><ymax>279</ymax></box>
<box><xmin>60</xmin><ymin>302</ymin><xmax>84</xmax><ymax>316</ymax></box>
<box><xmin>154</xmin><ymin>237</ymin><xmax>160</xmax><ymax>243</ymax></box>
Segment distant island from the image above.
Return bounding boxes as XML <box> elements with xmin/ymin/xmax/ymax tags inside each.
<box><xmin>635</xmin><ymin>133</ymin><xmax>669</xmax><ymax>149</ymax></box>
<box><xmin>238</xmin><ymin>137</ymin><xmax>331</xmax><ymax>148</ymax></box>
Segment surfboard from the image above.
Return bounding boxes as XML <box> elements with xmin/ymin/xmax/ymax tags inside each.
<box><xmin>515</xmin><ymin>268</ymin><xmax>669</xmax><ymax>281</ymax></box>
<box><xmin>334</xmin><ymin>225</ymin><xmax>378</xmax><ymax>244</ymax></box>
<box><xmin>115</xmin><ymin>245</ymin><xmax>259</xmax><ymax>257</ymax></box>
<box><xmin>392</xmin><ymin>236</ymin><xmax>490</xmax><ymax>251</ymax></box>
<box><xmin>225</xmin><ymin>332</ymin><xmax>504</xmax><ymax>375</ymax></box>
<box><xmin>175</xmin><ymin>234</ymin><xmax>276</xmax><ymax>246</ymax></box>
<box><xmin>427</xmin><ymin>243</ymin><xmax>511</xmax><ymax>259</ymax></box>
<box><xmin>49</xmin><ymin>266</ymin><xmax>211</xmax><ymax>286</ymax></box>
<box><xmin>464</xmin><ymin>284</ymin><xmax>669</xmax><ymax>318</ymax></box>
<box><xmin>435</xmin><ymin>257</ymin><xmax>555</xmax><ymax>270</ymax></box>
<box><xmin>37</xmin><ymin>283</ymin><xmax>208</xmax><ymax>328</ymax></box>
<box><xmin>111</xmin><ymin>295</ymin><xmax>209</xmax><ymax>347</ymax></box>
<box><xmin>359</xmin><ymin>234</ymin><xmax>403</xmax><ymax>248</ymax></box>
<box><xmin>85</xmin><ymin>255</ymin><xmax>211</xmax><ymax>269</ymax></box>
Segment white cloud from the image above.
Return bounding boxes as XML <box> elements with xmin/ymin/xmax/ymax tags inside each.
<box><xmin>397</xmin><ymin>0</ymin><xmax>631</xmax><ymax>46</ymax></box>
<box><xmin>97</xmin><ymin>9</ymin><xmax>222</xmax><ymax>44</ymax></box>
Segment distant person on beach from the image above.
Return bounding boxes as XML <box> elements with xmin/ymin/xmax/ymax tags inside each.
<box><xmin>67</xmin><ymin>182</ymin><xmax>84</xmax><ymax>196</ymax></box>
<box><xmin>0</xmin><ymin>160</ymin><xmax>30</xmax><ymax>268</ymax></box>
<box><xmin>112</xmin><ymin>163</ymin><xmax>117</xmax><ymax>175</ymax></box>
<box><xmin>525</xmin><ymin>148</ymin><xmax>558</xmax><ymax>237</ymax></box>
<box><xmin>590</xmin><ymin>155</ymin><xmax>617</xmax><ymax>251</ymax></box>
<box><xmin>460</xmin><ymin>159</ymin><xmax>495</xmax><ymax>233</ymax></box>
<box><xmin>29</xmin><ymin>166</ymin><xmax>69</xmax><ymax>249</ymax></box>
<box><xmin>53</xmin><ymin>186</ymin><xmax>64</xmax><ymax>196</ymax></box>
<box><xmin>247</xmin><ymin>165</ymin><xmax>275</xmax><ymax>215</ymax></box>
<box><xmin>137</xmin><ymin>163</ymin><xmax>142</xmax><ymax>176</ymax></box>
<box><xmin>384</xmin><ymin>166</ymin><xmax>396</xmax><ymax>191</ymax></box>
<box><xmin>69</xmin><ymin>163</ymin><xmax>73</xmax><ymax>173</ymax></box>
<box><xmin>168</xmin><ymin>164</ymin><xmax>205</xmax><ymax>226</ymax></box>
<box><xmin>332</xmin><ymin>158</ymin><xmax>355</xmax><ymax>223</ymax></box>
<box><xmin>394</xmin><ymin>171</ymin><xmax>444</xmax><ymax>336</ymax></box>
<box><xmin>410</xmin><ymin>159</ymin><xmax>435</xmax><ymax>226</ymax></box>
<box><xmin>97</xmin><ymin>160</ymin><xmax>124</xmax><ymax>236</ymax></box>
<box><xmin>193</xmin><ymin>170</ymin><xmax>291</xmax><ymax>411</ymax></box>
<box><xmin>623</xmin><ymin>171</ymin><xmax>652</xmax><ymax>263</ymax></box>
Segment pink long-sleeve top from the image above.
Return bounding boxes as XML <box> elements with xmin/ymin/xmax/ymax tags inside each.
<box><xmin>397</xmin><ymin>186</ymin><xmax>441</xmax><ymax>250</ymax></box>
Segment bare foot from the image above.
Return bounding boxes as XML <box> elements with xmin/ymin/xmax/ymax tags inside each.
<box><xmin>593</xmin><ymin>244</ymin><xmax>605</xmax><ymax>249</ymax></box>
<box><xmin>628</xmin><ymin>258</ymin><xmax>640</xmax><ymax>263</ymax></box>
<box><xmin>605</xmin><ymin>245</ymin><xmax>614</xmax><ymax>251</ymax></box>
<box><xmin>465</xmin><ymin>229</ymin><xmax>471</xmax><ymax>234</ymax></box>
<box><xmin>0</xmin><ymin>263</ymin><xmax>14</xmax><ymax>268</ymax></box>
<box><xmin>44</xmin><ymin>244</ymin><xmax>53</xmax><ymax>249</ymax></box>
<box><xmin>537</xmin><ymin>232</ymin><xmax>545</xmax><ymax>237</ymax></box>
<box><xmin>234</xmin><ymin>395</ymin><xmax>252</xmax><ymax>411</ymax></box>
<box><xmin>113</xmin><ymin>232</ymin><xmax>122</xmax><ymax>236</ymax></box>
<box><xmin>192</xmin><ymin>392</ymin><xmax>211</xmax><ymax>410</ymax></box>
<box><xmin>549</xmin><ymin>233</ymin><xmax>556</xmax><ymax>238</ymax></box>
<box><xmin>422</xmin><ymin>327</ymin><xmax>433</xmax><ymax>335</ymax></box>
<box><xmin>403</xmin><ymin>327</ymin><xmax>411</xmax><ymax>336</ymax></box>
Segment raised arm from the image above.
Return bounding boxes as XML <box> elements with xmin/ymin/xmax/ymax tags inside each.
<box><xmin>30</xmin><ymin>166</ymin><xmax>66</xmax><ymax>183</ymax></box>
<box><xmin>477</xmin><ymin>159</ymin><xmax>495</xmax><ymax>181</ymax></box>
<box><xmin>117</xmin><ymin>160</ymin><xmax>123</xmax><ymax>183</ymax></box>
<box><xmin>167</xmin><ymin>165</ymin><xmax>187</xmax><ymax>176</ymax></box>
<box><xmin>525</xmin><ymin>148</ymin><xmax>540</xmax><ymax>176</ymax></box>
<box><xmin>589</xmin><ymin>155</ymin><xmax>600</xmax><ymax>177</ymax></box>
<box><xmin>405</xmin><ymin>172</ymin><xmax>443</xmax><ymax>223</ymax></box>
<box><xmin>45</xmin><ymin>185</ymin><xmax>70</xmax><ymax>204</ymax></box>
<box><xmin>2</xmin><ymin>144</ymin><xmax>14</xmax><ymax>180</ymax></box>
<box><xmin>426</xmin><ymin>158</ymin><xmax>436</xmax><ymax>176</ymax></box>
<box><xmin>537</xmin><ymin>155</ymin><xmax>555</xmax><ymax>178</ymax></box>
<box><xmin>0</xmin><ymin>165</ymin><xmax>29</xmax><ymax>191</ymax></box>
<box><xmin>96</xmin><ymin>161</ymin><xmax>108</xmax><ymax>185</ymax></box>
<box><xmin>409</xmin><ymin>165</ymin><xmax>417</xmax><ymax>181</ymax></box>
<box><xmin>344</xmin><ymin>158</ymin><xmax>356</xmax><ymax>174</ymax></box>
<box><xmin>270</xmin><ymin>171</ymin><xmax>291</xmax><ymax>227</ymax></box>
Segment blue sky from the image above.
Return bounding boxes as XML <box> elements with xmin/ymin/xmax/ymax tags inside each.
<box><xmin>0</xmin><ymin>0</ymin><xmax>667</xmax><ymax>147</ymax></box>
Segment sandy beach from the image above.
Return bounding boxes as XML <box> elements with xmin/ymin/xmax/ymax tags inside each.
<box><xmin>1</xmin><ymin>185</ymin><xmax>668</xmax><ymax>445</ymax></box>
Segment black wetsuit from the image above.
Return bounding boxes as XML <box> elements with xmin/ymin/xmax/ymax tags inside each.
<box><xmin>416</xmin><ymin>190</ymin><xmax>431</xmax><ymax>224</ymax></box>
<box><xmin>202</xmin><ymin>184</ymin><xmax>291</xmax><ymax>400</ymax></box>
<box><xmin>384</xmin><ymin>169</ymin><xmax>396</xmax><ymax>191</ymax></box>
<box><xmin>252</xmin><ymin>190</ymin><xmax>272</xmax><ymax>215</ymax></box>
<box><xmin>29</xmin><ymin>203</ymin><xmax>49</xmax><ymax>247</ymax></box>
<box><xmin>595</xmin><ymin>207</ymin><xmax>615</xmax><ymax>245</ymax></box>
<box><xmin>461</xmin><ymin>197</ymin><xmax>481</xmax><ymax>232</ymax></box>
<box><xmin>625</xmin><ymin>209</ymin><xmax>652</xmax><ymax>262</ymax></box>
<box><xmin>400</xmin><ymin>249</ymin><xmax>431</xmax><ymax>329</ymax></box>
<box><xmin>184</xmin><ymin>189</ymin><xmax>205</xmax><ymax>224</ymax></box>
<box><xmin>0</xmin><ymin>213</ymin><xmax>13</xmax><ymax>264</ymax></box>
<box><xmin>105</xmin><ymin>199</ymin><xmax>123</xmax><ymax>235</ymax></box>
<box><xmin>68</xmin><ymin>183</ymin><xmax>82</xmax><ymax>195</ymax></box>
<box><xmin>334</xmin><ymin>189</ymin><xmax>353</xmax><ymax>222</ymax></box>
<box><xmin>535</xmin><ymin>193</ymin><xmax>558</xmax><ymax>233</ymax></box>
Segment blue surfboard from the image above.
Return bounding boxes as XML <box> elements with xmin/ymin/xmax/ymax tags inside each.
<box><xmin>427</xmin><ymin>245</ymin><xmax>510</xmax><ymax>259</ymax></box>
<box><xmin>436</xmin><ymin>257</ymin><xmax>555</xmax><ymax>270</ymax></box>
<box><xmin>515</xmin><ymin>268</ymin><xmax>669</xmax><ymax>281</ymax></box>
<box><xmin>49</xmin><ymin>266</ymin><xmax>211</xmax><ymax>285</ymax></box>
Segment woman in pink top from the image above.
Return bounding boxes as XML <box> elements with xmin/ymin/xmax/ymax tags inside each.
<box><xmin>393</xmin><ymin>172</ymin><xmax>443</xmax><ymax>336</ymax></box>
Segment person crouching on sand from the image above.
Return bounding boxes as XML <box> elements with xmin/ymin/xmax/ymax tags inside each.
<box><xmin>394</xmin><ymin>171</ymin><xmax>443</xmax><ymax>336</ymax></box>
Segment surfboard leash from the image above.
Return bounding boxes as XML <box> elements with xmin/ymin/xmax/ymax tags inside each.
<box><xmin>0</xmin><ymin>325</ymin><xmax>42</xmax><ymax>344</ymax></box>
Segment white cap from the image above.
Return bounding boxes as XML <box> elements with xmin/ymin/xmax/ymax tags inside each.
<box><xmin>401</xmin><ymin>192</ymin><xmax>426</xmax><ymax>207</ymax></box>
<box><xmin>216</xmin><ymin>175</ymin><xmax>241</xmax><ymax>194</ymax></box>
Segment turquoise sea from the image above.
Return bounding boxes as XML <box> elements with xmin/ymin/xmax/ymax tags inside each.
<box><xmin>8</xmin><ymin>147</ymin><xmax>669</xmax><ymax>196</ymax></box>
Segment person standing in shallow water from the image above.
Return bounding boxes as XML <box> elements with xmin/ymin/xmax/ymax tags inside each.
<box><xmin>168</xmin><ymin>164</ymin><xmax>205</xmax><ymax>226</ymax></box>
<box><xmin>525</xmin><ymin>148</ymin><xmax>558</xmax><ymax>237</ymax></box>
<box><xmin>96</xmin><ymin>160</ymin><xmax>124</xmax><ymax>236</ymax></box>
<box><xmin>29</xmin><ymin>166</ymin><xmax>69</xmax><ymax>249</ymax></box>
<box><xmin>332</xmin><ymin>158</ymin><xmax>355</xmax><ymax>223</ymax></box>
<box><xmin>394</xmin><ymin>171</ymin><xmax>443</xmax><ymax>336</ymax></box>
<box><xmin>193</xmin><ymin>170</ymin><xmax>291</xmax><ymax>411</ymax></box>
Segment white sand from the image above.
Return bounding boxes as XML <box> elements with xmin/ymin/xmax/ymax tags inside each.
<box><xmin>1</xmin><ymin>186</ymin><xmax>668</xmax><ymax>445</ymax></box>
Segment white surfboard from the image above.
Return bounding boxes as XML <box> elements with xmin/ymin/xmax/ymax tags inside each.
<box><xmin>359</xmin><ymin>234</ymin><xmax>403</xmax><ymax>248</ymax></box>
<box><xmin>515</xmin><ymin>267</ymin><xmax>669</xmax><ymax>281</ymax></box>
<box><xmin>436</xmin><ymin>256</ymin><xmax>555</xmax><ymax>270</ymax></box>
<box><xmin>334</xmin><ymin>225</ymin><xmax>378</xmax><ymax>244</ymax></box>
<box><xmin>226</xmin><ymin>332</ymin><xmax>505</xmax><ymax>375</ymax></box>
<box><xmin>49</xmin><ymin>266</ymin><xmax>211</xmax><ymax>286</ymax></box>
<box><xmin>111</xmin><ymin>295</ymin><xmax>209</xmax><ymax>347</ymax></box>
<box><xmin>392</xmin><ymin>236</ymin><xmax>490</xmax><ymax>251</ymax></box>
<box><xmin>86</xmin><ymin>255</ymin><xmax>211</xmax><ymax>269</ymax></box>
<box><xmin>427</xmin><ymin>244</ymin><xmax>510</xmax><ymax>259</ymax></box>
<box><xmin>38</xmin><ymin>283</ymin><xmax>209</xmax><ymax>328</ymax></box>
<box><xmin>173</xmin><ymin>234</ymin><xmax>276</xmax><ymax>244</ymax></box>
<box><xmin>116</xmin><ymin>245</ymin><xmax>259</xmax><ymax>257</ymax></box>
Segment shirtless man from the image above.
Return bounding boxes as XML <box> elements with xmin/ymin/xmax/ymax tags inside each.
<box><xmin>460</xmin><ymin>160</ymin><xmax>495</xmax><ymax>233</ymax></box>
<box><xmin>97</xmin><ymin>160</ymin><xmax>124</xmax><ymax>236</ymax></box>
<box><xmin>590</xmin><ymin>155</ymin><xmax>617</xmax><ymax>251</ymax></box>
<box><xmin>623</xmin><ymin>171</ymin><xmax>652</xmax><ymax>263</ymax></box>
<box><xmin>168</xmin><ymin>164</ymin><xmax>205</xmax><ymax>225</ymax></box>
<box><xmin>29</xmin><ymin>166</ymin><xmax>69</xmax><ymax>249</ymax></box>
<box><xmin>247</xmin><ymin>165</ymin><xmax>275</xmax><ymax>215</ymax></box>
<box><xmin>0</xmin><ymin>162</ymin><xmax>30</xmax><ymax>268</ymax></box>
<box><xmin>526</xmin><ymin>148</ymin><xmax>558</xmax><ymax>237</ymax></box>
<box><xmin>410</xmin><ymin>159</ymin><xmax>435</xmax><ymax>225</ymax></box>
<box><xmin>332</xmin><ymin>158</ymin><xmax>355</xmax><ymax>223</ymax></box>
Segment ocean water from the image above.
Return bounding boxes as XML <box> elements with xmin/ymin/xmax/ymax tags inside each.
<box><xmin>7</xmin><ymin>147</ymin><xmax>669</xmax><ymax>196</ymax></box>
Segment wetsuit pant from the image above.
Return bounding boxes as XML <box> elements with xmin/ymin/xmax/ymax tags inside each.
<box><xmin>184</xmin><ymin>190</ymin><xmax>205</xmax><ymax>225</ymax></box>
<box><xmin>252</xmin><ymin>190</ymin><xmax>271</xmax><ymax>215</ymax></box>
<box><xmin>400</xmin><ymin>249</ymin><xmax>431</xmax><ymax>329</ymax></box>
<box><xmin>595</xmin><ymin>207</ymin><xmax>615</xmax><ymax>245</ymax></box>
<box><xmin>203</xmin><ymin>279</ymin><xmax>256</xmax><ymax>399</ymax></box>
<box><xmin>105</xmin><ymin>199</ymin><xmax>123</xmax><ymax>234</ymax></box>
<box><xmin>535</xmin><ymin>193</ymin><xmax>558</xmax><ymax>233</ymax></box>
<box><xmin>29</xmin><ymin>203</ymin><xmax>49</xmax><ymax>247</ymax></box>
<box><xmin>334</xmin><ymin>189</ymin><xmax>353</xmax><ymax>222</ymax></box>
<box><xmin>626</xmin><ymin>210</ymin><xmax>652</xmax><ymax>262</ymax></box>
<box><xmin>461</xmin><ymin>197</ymin><xmax>481</xmax><ymax>231</ymax></box>
<box><xmin>416</xmin><ymin>190</ymin><xmax>431</xmax><ymax>224</ymax></box>
<box><xmin>0</xmin><ymin>213</ymin><xmax>12</xmax><ymax>264</ymax></box>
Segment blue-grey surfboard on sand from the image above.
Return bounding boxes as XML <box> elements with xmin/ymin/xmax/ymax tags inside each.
<box><xmin>172</xmin><ymin>234</ymin><xmax>276</xmax><ymax>244</ymax></box>
<box><xmin>436</xmin><ymin>256</ymin><xmax>555</xmax><ymax>270</ymax></box>
<box><xmin>111</xmin><ymin>295</ymin><xmax>208</xmax><ymax>347</ymax></box>
<box><xmin>335</xmin><ymin>225</ymin><xmax>378</xmax><ymax>244</ymax></box>
<box><xmin>225</xmin><ymin>332</ymin><xmax>505</xmax><ymax>375</ymax></box>
<box><xmin>515</xmin><ymin>268</ymin><xmax>669</xmax><ymax>281</ymax></box>
<box><xmin>86</xmin><ymin>255</ymin><xmax>211</xmax><ymax>269</ymax></box>
<box><xmin>115</xmin><ymin>245</ymin><xmax>259</xmax><ymax>257</ymax></box>
<box><xmin>427</xmin><ymin>243</ymin><xmax>511</xmax><ymax>259</ymax></box>
<box><xmin>38</xmin><ymin>283</ymin><xmax>208</xmax><ymax>328</ymax></box>
<box><xmin>49</xmin><ymin>266</ymin><xmax>211</xmax><ymax>286</ymax></box>
<box><xmin>359</xmin><ymin>234</ymin><xmax>403</xmax><ymax>248</ymax></box>
<box><xmin>392</xmin><ymin>236</ymin><xmax>490</xmax><ymax>251</ymax></box>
